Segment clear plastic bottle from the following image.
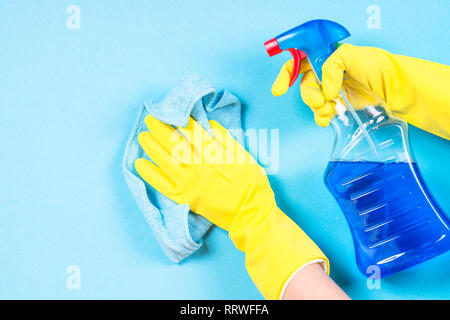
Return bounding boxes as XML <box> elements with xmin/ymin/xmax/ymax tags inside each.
<box><xmin>265</xmin><ymin>19</ymin><xmax>450</xmax><ymax>277</ymax></box>
<box><xmin>324</xmin><ymin>82</ymin><xmax>450</xmax><ymax>277</ymax></box>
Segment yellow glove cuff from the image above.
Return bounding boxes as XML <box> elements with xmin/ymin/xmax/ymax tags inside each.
<box><xmin>229</xmin><ymin>205</ymin><xmax>329</xmax><ymax>300</ymax></box>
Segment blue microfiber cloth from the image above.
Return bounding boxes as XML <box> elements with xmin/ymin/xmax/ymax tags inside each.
<box><xmin>122</xmin><ymin>74</ymin><xmax>243</xmax><ymax>263</ymax></box>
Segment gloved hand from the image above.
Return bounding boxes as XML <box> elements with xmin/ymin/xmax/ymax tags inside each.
<box><xmin>135</xmin><ymin>115</ymin><xmax>329</xmax><ymax>299</ymax></box>
<box><xmin>272</xmin><ymin>43</ymin><xmax>450</xmax><ymax>139</ymax></box>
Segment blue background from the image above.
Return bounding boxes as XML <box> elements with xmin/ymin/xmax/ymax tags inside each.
<box><xmin>0</xmin><ymin>0</ymin><xmax>449</xmax><ymax>299</ymax></box>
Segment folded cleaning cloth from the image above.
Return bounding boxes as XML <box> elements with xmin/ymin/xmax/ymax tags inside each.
<box><xmin>122</xmin><ymin>74</ymin><xmax>244</xmax><ymax>263</ymax></box>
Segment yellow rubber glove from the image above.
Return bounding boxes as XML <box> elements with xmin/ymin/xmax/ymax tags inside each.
<box><xmin>272</xmin><ymin>43</ymin><xmax>450</xmax><ymax>139</ymax></box>
<box><xmin>135</xmin><ymin>115</ymin><xmax>329</xmax><ymax>299</ymax></box>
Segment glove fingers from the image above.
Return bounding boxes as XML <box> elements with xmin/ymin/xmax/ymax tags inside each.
<box><xmin>177</xmin><ymin>117</ymin><xmax>214</xmax><ymax>150</ymax></box>
<box><xmin>134</xmin><ymin>158</ymin><xmax>177</xmax><ymax>197</ymax></box>
<box><xmin>299</xmin><ymin>57</ymin><xmax>312</xmax><ymax>74</ymax></box>
<box><xmin>176</xmin><ymin>116</ymin><xmax>201</xmax><ymax>139</ymax></box>
<box><xmin>209</xmin><ymin>120</ymin><xmax>254</xmax><ymax>165</ymax></box>
<box><xmin>271</xmin><ymin>59</ymin><xmax>293</xmax><ymax>97</ymax></box>
<box><xmin>144</xmin><ymin>114</ymin><xmax>187</xmax><ymax>154</ymax></box>
<box><xmin>300</xmin><ymin>70</ymin><xmax>338</xmax><ymax>127</ymax></box>
<box><xmin>300</xmin><ymin>71</ymin><xmax>326</xmax><ymax>110</ymax></box>
<box><xmin>321</xmin><ymin>44</ymin><xmax>351</xmax><ymax>101</ymax></box>
<box><xmin>209</xmin><ymin>120</ymin><xmax>238</xmax><ymax>152</ymax></box>
<box><xmin>314</xmin><ymin>110</ymin><xmax>333</xmax><ymax>127</ymax></box>
<box><xmin>316</xmin><ymin>101</ymin><xmax>336</xmax><ymax>117</ymax></box>
<box><xmin>271</xmin><ymin>57</ymin><xmax>312</xmax><ymax>97</ymax></box>
<box><xmin>138</xmin><ymin>131</ymin><xmax>186</xmax><ymax>178</ymax></box>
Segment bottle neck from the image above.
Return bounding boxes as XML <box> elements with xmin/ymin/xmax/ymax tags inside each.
<box><xmin>329</xmin><ymin>104</ymin><xmax>413</xmax><ymax>163</ymax></box>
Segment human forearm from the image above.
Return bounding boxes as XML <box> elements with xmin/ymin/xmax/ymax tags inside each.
<box><xmin>281</xmin><ymin>262</ymin><xmax>350</xmax><ymax>300</ymax></box>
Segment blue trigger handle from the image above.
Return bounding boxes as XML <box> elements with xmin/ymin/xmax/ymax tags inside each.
<box><xmin>274</xmin><ymin>20</ymin><xmax>350</xmax><ymax>81</ymax></box>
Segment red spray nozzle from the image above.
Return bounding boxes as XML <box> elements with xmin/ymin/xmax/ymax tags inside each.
<box><xmin>264</xmin><ymin>37</ymin><xmax>307</xmax><ymax>87</ymax></box>
<box><xmin>264</xmin><ymin>38</ymin><xmax>282</xmax><ymax>56</ymax></box>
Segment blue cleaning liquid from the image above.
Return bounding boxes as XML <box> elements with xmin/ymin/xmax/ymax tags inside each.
<box><xmin>324</xmin><ymin>161</ymin><xmax>450</xmax><ymax>277</ymax></box>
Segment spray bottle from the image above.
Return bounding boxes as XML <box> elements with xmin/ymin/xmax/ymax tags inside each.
<box><xmin>264</xmin><ymin>19</ymin><xmax>450</xmax><ymax>277</ymax></box>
